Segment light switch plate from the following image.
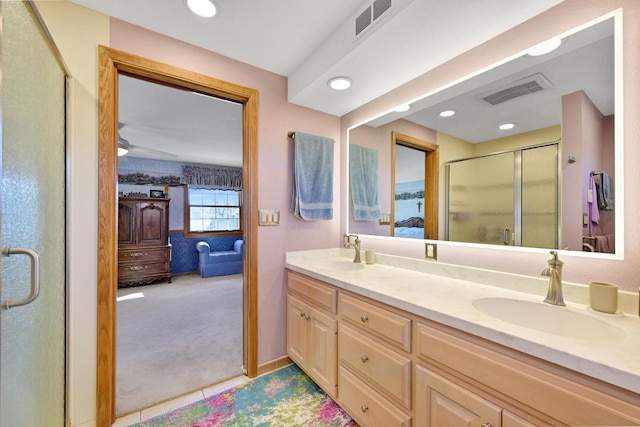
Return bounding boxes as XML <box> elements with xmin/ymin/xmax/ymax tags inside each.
<box><xmin>258</xmin><ymin>209</ymin><xmax>280</xmax><ymax>226</ymax></box>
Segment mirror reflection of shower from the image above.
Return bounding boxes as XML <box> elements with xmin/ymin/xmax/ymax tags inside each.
<box><xmin>445</xmin><ymin>142</ymin><xmax>559</xmax><ymax>249</ymax></box>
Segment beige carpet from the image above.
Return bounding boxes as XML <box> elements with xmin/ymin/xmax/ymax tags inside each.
<box><xmin>116</xmin><ymin>274</ymin><xmax>243</xmax><ymax>417</ymax></box>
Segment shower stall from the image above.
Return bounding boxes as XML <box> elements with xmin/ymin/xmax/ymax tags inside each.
<box><xmin>444</xmin><ymin>143</ymin><xmax>559</xmax><ymax>248</ymax></box>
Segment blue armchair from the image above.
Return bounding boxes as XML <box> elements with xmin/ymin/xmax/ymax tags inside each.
<box><xmin>195</xmin><ymin>240</ymin><xmax>243</xmax><ymax>278</ymax></box>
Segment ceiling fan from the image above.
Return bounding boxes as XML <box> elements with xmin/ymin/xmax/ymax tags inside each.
<box><xmin>117</xmin><ymin>122</ymin><xmax>178</xmax><ymax>160</ymax></box>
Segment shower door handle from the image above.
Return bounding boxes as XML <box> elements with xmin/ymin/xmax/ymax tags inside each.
<box><xmin>2</xmin><ymin>247</ymin><xmax>41</xmax><ymax>309</ymax></box>
<box><xmin>503</xmin><ymin>228</ymin><xmax>511</xmax><ymax>245</ymax></box>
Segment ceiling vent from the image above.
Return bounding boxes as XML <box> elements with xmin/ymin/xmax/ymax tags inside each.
<box><xmin>477</xmin><ymin>73</ymin><xmax>553</xmax><ymax>106</ymax></box>
<box><xmin>355</xmin><ymin>0</ymin><xmax>392</xmax><ymax>37</ymax></box>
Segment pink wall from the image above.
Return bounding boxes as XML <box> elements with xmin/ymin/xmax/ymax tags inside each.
<box><xmin>342</xmin><ymin>0</ymin><xmax>640</xmax><ymax>293</ymax></box>
<box><xmin>110</xmin><ymin>20</ymin><xmax>341</xmax><ymax>365</ymax></box>
<box><xmin>561</xmin><ymin>90</ymin><xmax>612</xmax><ymax>250</ymax></box>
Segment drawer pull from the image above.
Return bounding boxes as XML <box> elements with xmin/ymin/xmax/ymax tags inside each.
<box><xmin>360</xmin><ymin>405</ymin><xmax>369</xmax><ymax>413</ymax></box>
<box><xmin>360</xmin><ymin>355</ymin><xmax>369</xmax><ymax>363</ymax></box>
<box><xmin>360</xmin><ymin>314</ymin><xmax>369</xmax><ymax>323</ymax></box>
<box><xmin>300</xmin><ymin>311</ymin><xmax>310</xmax><ymax>320</ymax></box>
<box><xmin>125</xmin><ymin>252</ymin><xmax>144</xmax><ymax>257</ymax></box>
<box><xmin>481</xmin><ymin>423</ymin><xmax>493</xmax><ymax>427</ymax></box>
<box><xmin>126</xmin><ymin>266</ymin><xmax>145</xmax><ymax>271</ymax></box>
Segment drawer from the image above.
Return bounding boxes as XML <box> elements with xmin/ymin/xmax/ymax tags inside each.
<box><xmin>118</xmin><ymin>247</ymin><xmax>169</xmax><ymax>263</ymax></box>
<box><xmin>118</xmin><ymin>261</ymin><xmax>169</xmax><ymax>277</ymax></box>
<box><xmin>339</xmin><ymin>324</ymin><xmax>411</xmax><ymax>409</ymax></box>
<box><xmin>287</xmin><ymin>271</ymin><xmax>337</xmax><ymax>313</ymax></box>
<box><xmin>338</xmin><ymin>366</ymin><xmax>411</xmax><ymax>427</ymax></box>
<box><xmin>339</xmin><ymin>293</ymin><xmax>411</xmax><ymax>352</ymax></box>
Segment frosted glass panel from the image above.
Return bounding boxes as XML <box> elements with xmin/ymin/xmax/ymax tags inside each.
<box><xmin>1</xmin><ymin>2</ymin><xmax>66</xmax><ymax>426</ymax></box>
<box><xmin>522</xmin><ymin>145</ymin><xmax>558</xmax><ymax>248</ymax></box>
<box><xmin>447</xmin><ymin>153</ymin><xmax>515</xmax><ymax>245</ymax></box>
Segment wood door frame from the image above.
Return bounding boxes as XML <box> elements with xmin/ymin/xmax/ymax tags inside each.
<box><xmin>390</xmin><ymin>132</ymin><xmax>439</xmax><ymax>240</ymax></box>
<box><xmin>96</xmin><ymin>46</ymin><xmax>258</xmax><ymax>426</ymax></box>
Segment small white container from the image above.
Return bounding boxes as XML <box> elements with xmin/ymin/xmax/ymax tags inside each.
<box><xmin>589</xmin><ymin>281</ymin><xmax>618</xmax><ymax>314</ymax></box>
<box><xmin>365</xmin><ymin>250</ymin><xmax>376</xmax><ymax>265</ymax></box>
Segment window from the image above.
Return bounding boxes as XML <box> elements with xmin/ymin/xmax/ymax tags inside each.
<box><xmin>185</xmin><ymin>186</ymin><xmax>242</xmax><ymax>236</ymax></box>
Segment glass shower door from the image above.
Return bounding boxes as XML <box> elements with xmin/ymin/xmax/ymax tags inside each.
<box><xmin>522</xmin><ymin>144</ymin><xmax>558</xmax><ymax>248</ymax></box>
<box><xmin>447</xmin><ymin>152</ymin><xmax>515</xmax><ymax>245</ymax></box>
<box><xmin>1</xmin><ymin>2</ymin><xmax>67</xmax><ymax>425</ymax></box>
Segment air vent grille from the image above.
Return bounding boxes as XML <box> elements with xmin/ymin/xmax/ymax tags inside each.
<box><xmin>355</xmin><ymin>6</ymin><xmax>372</xmax><ymax>36</ymax></box>
<box><xmin>355</xmin><ymin>0</ymin><xmax>392</xmax><ymax>37</ymax></box>
<box><xmin>478</xmin><ymin>73</ymin><xmax>553</xmax><ymax>106</ymax></box>
<box><xmin>373</xmin><ymin>0</ymin><xmax>392</xmax><ymax>20</ymax></box>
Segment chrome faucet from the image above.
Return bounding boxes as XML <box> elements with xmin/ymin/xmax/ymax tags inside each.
<box><xmin>541</xmin><ymin>250</ymin><xmax>565</xmax><ymax>306</ymax></box>
<box><xmin>343</xmin><ymin>234</ymin><xmax>362</xmax><ymax>263</ymax></box>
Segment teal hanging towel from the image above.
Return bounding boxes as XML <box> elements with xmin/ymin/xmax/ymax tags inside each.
<box><xmin>290</xmin><ymin>131</ymin><xmax>334</xmax><ymax>220</ymax></box>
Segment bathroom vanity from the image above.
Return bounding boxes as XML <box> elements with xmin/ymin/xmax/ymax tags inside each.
<box><xmin>285</xmin><ymin>249</ymin><xmax>640</xmax><ymax>427</ymax></box>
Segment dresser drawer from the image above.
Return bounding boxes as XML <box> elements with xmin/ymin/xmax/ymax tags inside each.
<box><xmin>287</xmin><ymin>271</ymin><xmax>337</xmax><ymax>313</ymax></box>
<box><xmin>339</xmin><ymin>324</ymin><xmax>411</xmax><ymax>409</ymax></box>
<box><xmin>339</xmin><ymin>366</ymin><xmax>411</xmax><ymax>427</ymax></box>
<box><xmin>118</xmin><ymin>260</ymin><xmax>169</xmax><ymax>277</ymax></box>
<box><xmin>118</xmin><ymin>246</ymin><xmax>169</xmax><ymax>263</ymax></box>
<box><xmin>339</xmin><ymin>293</ymin><xmax>411</xmax><ymax>351</ymax></box>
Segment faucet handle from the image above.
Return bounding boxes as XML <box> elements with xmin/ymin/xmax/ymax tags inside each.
<box><xmin>548</xmin><ymin>250</ymin><xmax>563</xmax><ymax>266</ymax></box>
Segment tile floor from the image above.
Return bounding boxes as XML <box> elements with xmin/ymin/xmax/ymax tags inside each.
<box><xmin>113</xmin><ymin>375</ymin><xmax>250</xmax><ymax>426</ymax></box>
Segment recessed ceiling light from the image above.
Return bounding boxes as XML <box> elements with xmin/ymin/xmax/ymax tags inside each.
<box><xmin>526</xmin><ymin>38</ymin><xmax>561</xmax><ymax>56</ymax></box>
<box><xmin>499</xmin><ymin>123</ymin><xmax>515</xmax><ymax>130</ymax></box>
<box><xmin>393</xmin><ymin>104</ymin><xmax>411</xmax><ymax>112</ymax></box>
<box><xmin>439</xmin><ymin>110</ymin><xmax>456</xmax><ymax>117</ymax></box>
<box><xmin>328</xmin><ymin>77</ymin><xmax>352</xmax><ymax>91</ymax></box>
<box><xmin>185</xmin><ymin>0</ymin><xmax>217</xmax><ymax>18</ymax></box>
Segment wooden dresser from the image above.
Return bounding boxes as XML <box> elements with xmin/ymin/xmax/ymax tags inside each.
<box><xmin>117</xmin><ymin>197</ymin><xmax>172</xmax><ymax>287</ymax></box>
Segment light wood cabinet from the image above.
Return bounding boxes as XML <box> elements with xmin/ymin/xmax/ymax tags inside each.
<box><xmin>339</xmin><ymin>366</ymin><xmax>411</xmax><ymax>427</ymax></box>
<box><xmin>117</xmin><ymin>197</ymin><xmax>171</xmax><ymax>287</ymax></box>
<box><xmin>286</xmin><ymin>273</ymin><xmax>338</xmax><ymax>399</ymax></box>
<box><xmin>415</xmin><ymin>364</ymin><xmax>501</xmax><ymax>427</ymax></box>
<box><xmin>285</xmin><ymin>270</ymin><xmax>640</xmax><ymax>427</ymax></box>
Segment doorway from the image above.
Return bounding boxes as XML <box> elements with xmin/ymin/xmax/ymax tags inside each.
<box><xmin>115</xmin><ymin>75</ymin><xmax>245</xmax><ymax>415</ymax></box>
<box><xmin>97</xmin><ymin>46</ymin><xmax>258</xmax><ymax>426</ymax></box>
<box><xmin>391</xmin><ymin>132</ymin><xmax>439</xmax><ymax>240</ymax></box>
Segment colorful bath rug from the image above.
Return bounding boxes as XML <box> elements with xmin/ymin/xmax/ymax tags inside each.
<box><xmin>132</xmin><ymin>364</ymin><xmax>358</xmax><ymax>427</ymax></box>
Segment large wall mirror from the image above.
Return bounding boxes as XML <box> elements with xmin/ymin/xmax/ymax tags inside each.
<box><xmin>348</xmin><ymin>11</ymin><xmax>622</xmax><ymax>256</ymax></box>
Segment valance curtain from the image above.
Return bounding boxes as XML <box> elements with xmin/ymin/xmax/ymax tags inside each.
<box><xmin>182</xmin><ymin>165</ymin><xmax>242</xmax><ymax>190</ymax></box>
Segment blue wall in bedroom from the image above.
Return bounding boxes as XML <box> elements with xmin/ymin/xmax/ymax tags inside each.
<box><xmin>118</xmin><ymin>157</ymin><xmax>243</xmax><ymax>276</ymax></box>
<box><xmin>170</xmin><ymin>233</ymin><xmax>241</xmax><ymax>274</ymax></box>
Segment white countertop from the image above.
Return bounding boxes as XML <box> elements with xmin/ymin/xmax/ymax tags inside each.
<box><xmin>285</xmin><ymin>248</ymin><xmax>640</xmax><ymax>395</ymax></box>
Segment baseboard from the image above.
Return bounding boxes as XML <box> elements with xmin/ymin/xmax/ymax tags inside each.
<box><xmin>171</xmin><ymin>271</ymin><xmax>198</xmax><ymax>277</ymax></box>
<box><xmin>257</xmin><ymin>356</ymin><xmax>293</xmax><ymax>376</ymax></box>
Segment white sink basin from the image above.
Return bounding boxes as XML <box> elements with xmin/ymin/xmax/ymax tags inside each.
<box><xmin>472</xmin><ymin>297</ymin><xmax>625</xmax><ymax>341</ymax></box>
<box><xmin>313</xmin><ymin>259</ymin><xmax>365</xmax><ymax>271</ymax></box>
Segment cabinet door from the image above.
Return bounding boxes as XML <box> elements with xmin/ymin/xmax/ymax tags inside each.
<box><xmin>137</xmin><ymin>201</ymin><xmax>168</xmax><ymax>245</ymax></box>
<box><xmin>287</xmin><ymin>294</ymin><xmax>309</xmax><ymax>367</ymax></box>
<box><xmin>415</xmin><ymin>365</ymin><xmax>501</xmax><ymax>427</ymax></box>
<box><xmin>308</xmin><ymin>305</ymin><xmax>337</xmax><ymax>398</ymax></box>
<box><xmin>503</xmin><ymin>411</ymin><xmax>537</xmax><ymax>427</ymax></box>
<box><xmin>118</xmin><ymin>200</ymin><xmax>137</xmax><ymax>245</ymax></box>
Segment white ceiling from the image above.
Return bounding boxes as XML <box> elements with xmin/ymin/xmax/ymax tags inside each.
<box><xmin>69</xmin><ymin>0</ymin><xmax>572</xmax><ymax>165</ymax></box>
<box><xmin>367</xmin><ymin>16</ymin><xmax>614</xmax><ymax>143</ymax></box>
<box><xmin>69</xmin><ymin>0</ymin><xmax>564</xmax><ymax>116</ymax></box>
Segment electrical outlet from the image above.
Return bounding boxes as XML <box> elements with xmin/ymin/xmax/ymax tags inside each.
<box><xmin>425</xmin><ymin>243</ymin><xmax>437</xmax><ymax>260</ymax></box>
